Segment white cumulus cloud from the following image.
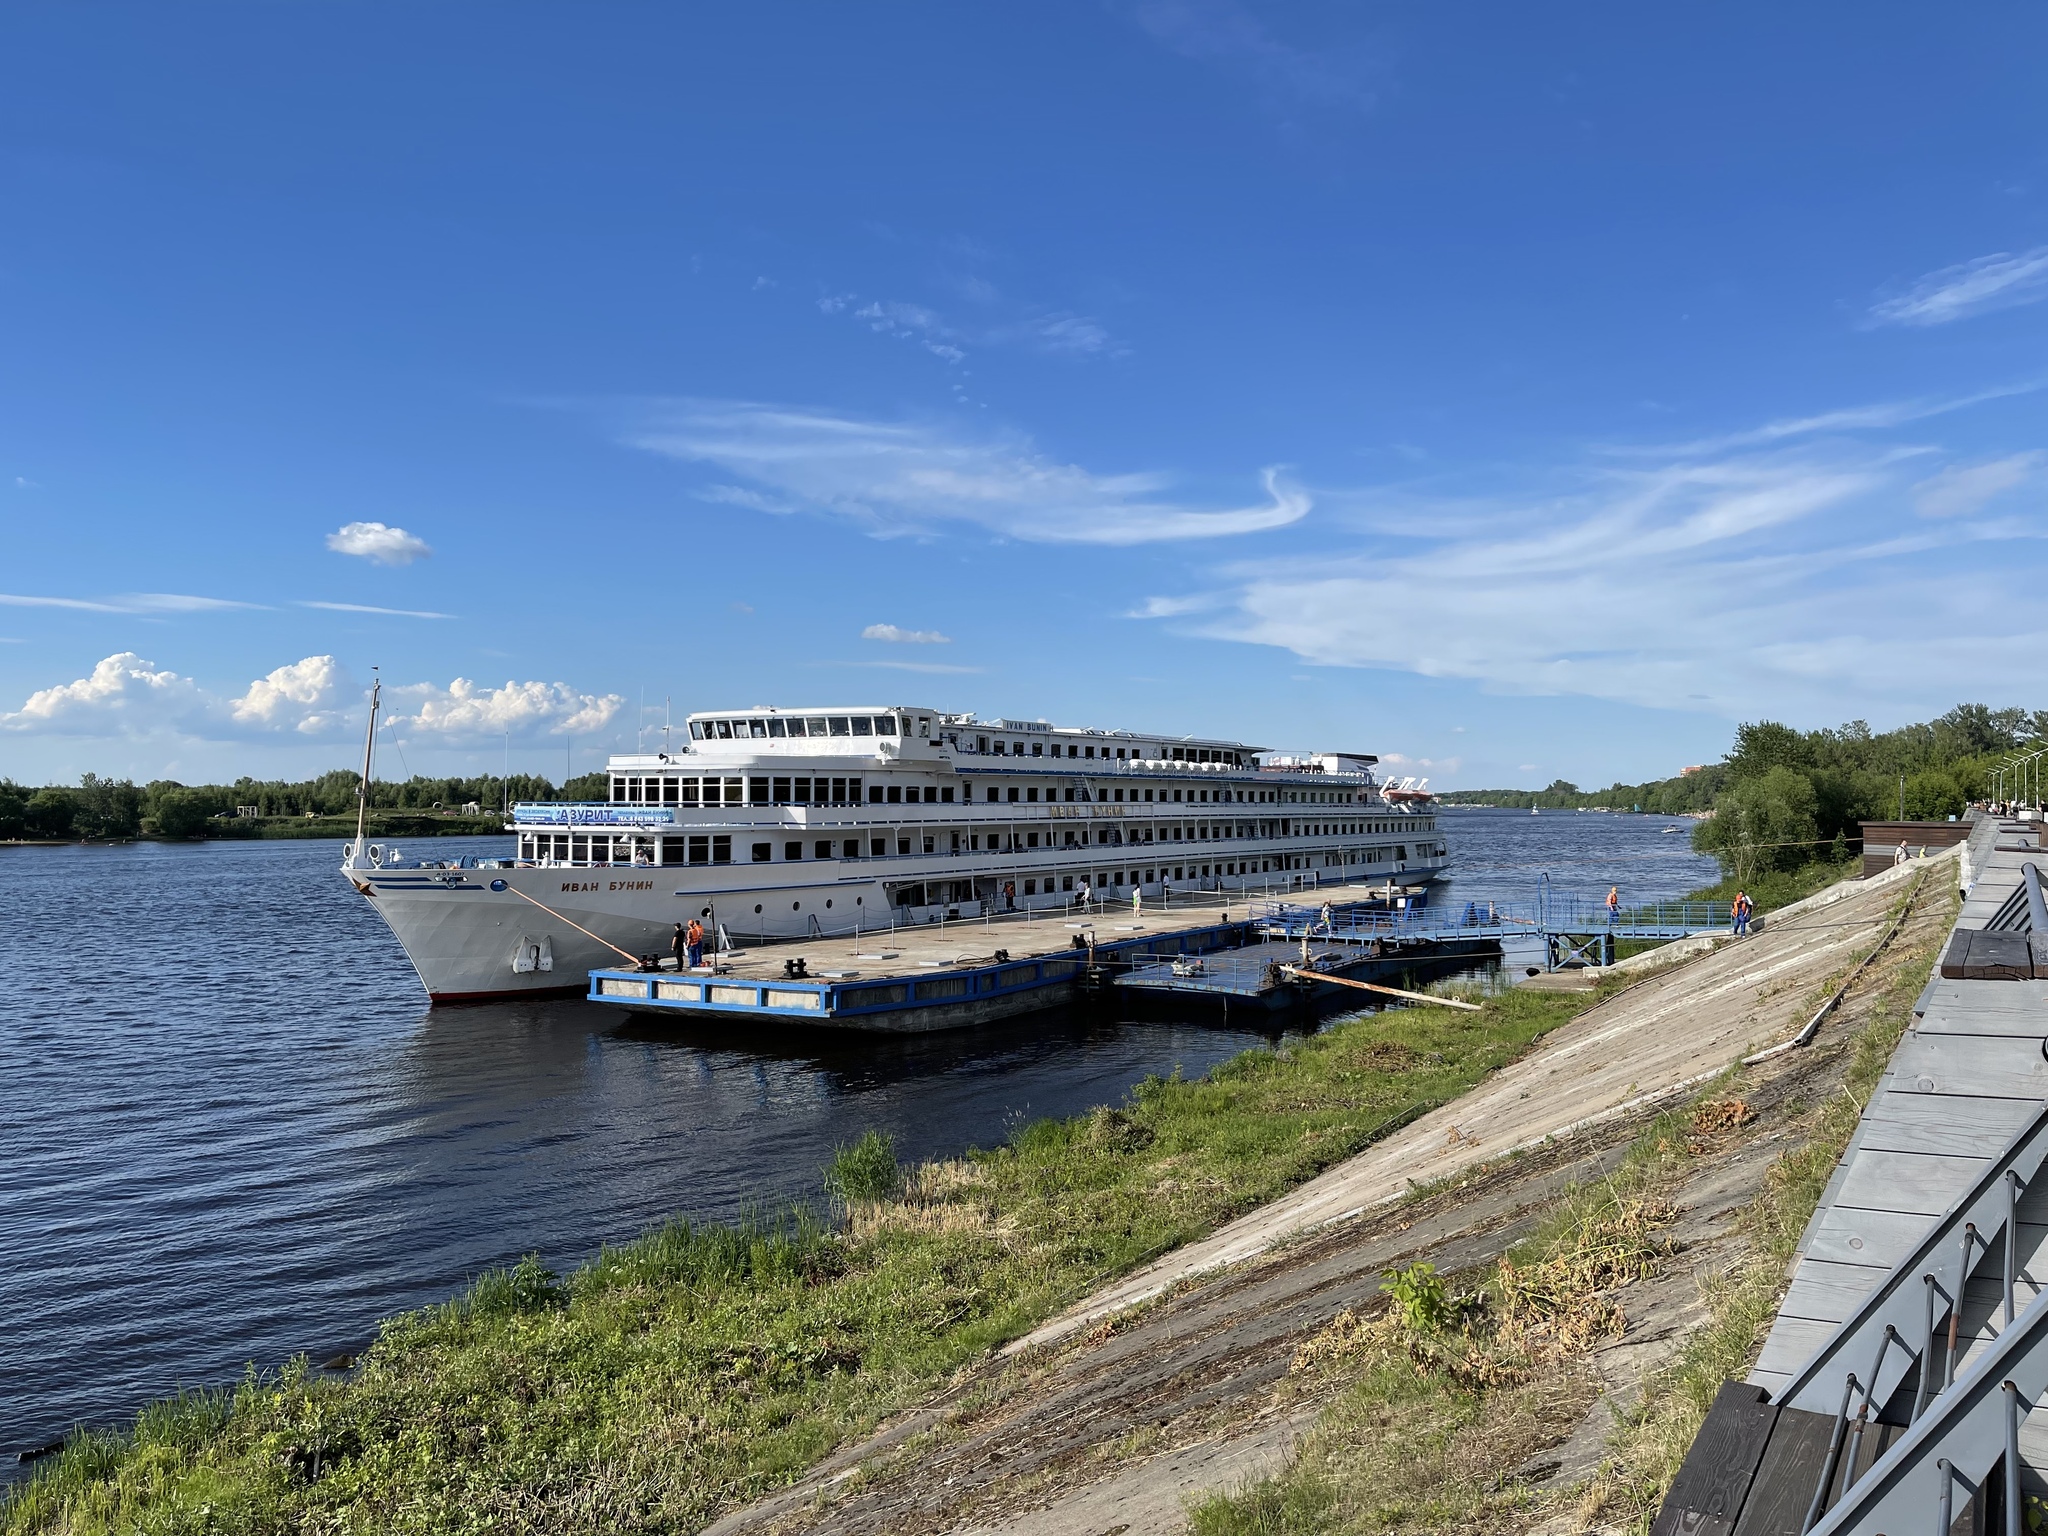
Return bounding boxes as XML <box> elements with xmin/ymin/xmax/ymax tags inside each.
<box><xmin>326</xmin><ymin>521</ymin><xmax>433</xmax><ymax>565</ymax></box>
<box><xmin>862</xmin><ymin>623</ymin><xmax>952</xmax><ymax>644</ymax></box>
<box><xmin>1</xmin><ymin>653</ymin><xmax>213</xmax><ymax>734</ymax></box>
<box><xmin>1868</xmin><ymin>245</ymin><xmax>2048</xmax><ymax>327</ymax></box>
<box><xmin>2</xmin><ymin>654</ymin><xmax>619</xmax><ymax>742</ymax></box>
<box><xmin>383</xmin><ymin>678</ymin><xmax>622</xmax><ymax>738</ymax></box>
<box><xmin>630</xmin><ymin>400</ymin><xmax>1310</xmax><ymax>545</ymax></box>
<box><xmin>230</xmin><ymin>656</ymin><xmax>353</xmax><ymax>735</ymax></box>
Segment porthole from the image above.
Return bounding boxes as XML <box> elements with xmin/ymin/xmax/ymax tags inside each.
<box><xmin>754</xmin><ymin>904</ymin><xmax>763</xmax><ymax>914</ymax></box>
<box><xmin>792</xmin><ymin>900</ymin><xmax>801</xmax><ymax>910</ymax></box>
<box><xmin>700</xmin><ymin>907</ymin><xmax>711</xmax><ymax>918</ymax></box>
<box><xmin>825</xmin><ymin>898</ymin><xmax>833</xmax><ymax>908</ymax></box>
<box><xmin>856</xmin><ymin>896</ymin><xmax>863</xmax><ymax>904</ymax></box>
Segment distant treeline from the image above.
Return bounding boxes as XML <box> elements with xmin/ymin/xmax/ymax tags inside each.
<box><xmin>1448</xmin><ymin>703</ymin><xmax>2048</xmax><ymax>888</ymax></box>
<box><xmin>0</xmin><ymin>770</ymin><xmax>612</xmax><ymax>841</ymax></box>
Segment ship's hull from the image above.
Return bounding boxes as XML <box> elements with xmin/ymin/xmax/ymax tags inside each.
<box><xmin>348</xmin><ymin>854</ymin><xmax>1451</xmax><ymax>1002</ymax></box>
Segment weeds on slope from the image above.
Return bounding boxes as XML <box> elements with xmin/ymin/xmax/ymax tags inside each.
<box><xmin>3</xmin><ymin>987</ymin><xmax>1590</xmax><ymax>1536</ymax></box>
<box><xmin>1188</xmin><ymin>878</ymin><xmax>1950</xmax><ymax>1536</ymax></box>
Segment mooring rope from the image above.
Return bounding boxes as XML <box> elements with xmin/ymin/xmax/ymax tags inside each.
<box><xmin>502</xmin><ymin>885</ymin><xmax>643</xmax><ymax>966</ymax></box>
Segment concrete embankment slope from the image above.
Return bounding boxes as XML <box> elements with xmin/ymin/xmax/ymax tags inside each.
<box><xmin>1011</xmin><ymin>851</ymin><xmax>1947</xmax><ymax>1357</ymax></box>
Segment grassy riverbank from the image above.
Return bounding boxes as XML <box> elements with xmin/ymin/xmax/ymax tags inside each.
<box><xmin>1186</xmin><ymin>875</ymin><xmax>1948</xmax><ymax>1534</ymax></box>
<box><xmin>5</xmin><ymin>986</ymin><xmax>1597</xmax><ymax>1536</ymax></box>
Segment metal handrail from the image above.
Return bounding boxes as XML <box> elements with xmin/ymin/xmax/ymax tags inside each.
<box><xmin>1775</xmin><ymin>1097</ymin><xmax>2048</xmax><ymax>1419</ymax></box>
<box><xmin>1806</xmin><ymin>1280</ymin><xmax>2048</xmax><ymax>1535</ymax></box>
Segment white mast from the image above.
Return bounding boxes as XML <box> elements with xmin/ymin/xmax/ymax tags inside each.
<box><xmin>352</xmin><ymin>668</ymin><xmax>380</xmax><ymax>857</ymax></box>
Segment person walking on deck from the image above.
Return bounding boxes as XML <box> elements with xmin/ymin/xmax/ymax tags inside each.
<box><xmin>1132</xmin><ymin>886</ymin><xmax>1144</xmax><ymax>916</ymax></box>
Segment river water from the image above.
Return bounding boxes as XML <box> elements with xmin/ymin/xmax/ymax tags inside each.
<box><xmin>0</xmin><ymin>807</ymin><xmax>1716</xmax><ymax>1464</ymax></box>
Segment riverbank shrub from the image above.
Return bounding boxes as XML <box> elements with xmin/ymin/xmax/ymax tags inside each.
<box><xmin>3</xmin><ymin>986</ymin><xmax>1595</xmax><ymax>1536</ymax></box>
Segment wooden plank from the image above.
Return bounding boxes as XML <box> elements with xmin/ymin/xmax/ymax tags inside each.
<box><xmin>1652</xmin><ymin>1381</ymin><xmax>1779</xmax><ymax>1536</ymax></box>
<box><xmin>1773</xmin><ymin>1257</ymin><xmax>1893</xmax><ymax>1326</ymax></box>
<box><xmin>1884</xmin><ymin>1034</ymin><xmax>2048</xmax><ymax>1099</ymax></box>
<box><xmin>1801</xmin><ymin>1204</ymin><xmax>1938</xmax><ymax>1270</ymax></box>
<box><xmin>1832</xmin><ymin>1147</ymin><xmax>1990</xmax><ymax>1218</ymax></box>
<box><xmin>1963</xmin><ymin>930</ymin><xmax>2033</xmax><ymax>980</ymax></box>
<box><xmin>1732</xmin><ymin>1406</ymin><xmax>1837</xmax><ymax>1536</ymax></box>
<box><xmin>1915</xmin><ymin>976</ymin><xmax>2048</xmax><ymax>1020</ymax></box>
<box><xmin>1751</xmin><ymin>1315</ymin><xmax>1842</xmax><ymax>1382</ymax></box>
<box><xmin>1940</xmin><ymin>930</ymin><xmax>1975</xmax><ymax>978</ymax></box>
<box><xmin>1855</xmin><ymin>1092</ymin><xmax>2039</xmax><ymax>1156</ymax></box>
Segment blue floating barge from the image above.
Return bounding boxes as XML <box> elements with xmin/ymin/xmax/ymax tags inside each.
<box><xmin>587</xmin><ymin>916</ymin><xmax>1254</xmax><ymax>1032</ymax></box>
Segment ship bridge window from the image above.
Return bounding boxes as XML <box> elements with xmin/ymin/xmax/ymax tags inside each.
<box><xmin>688</xmin><ymin>720</ymin><xmax>704</xmax><ymax>740</ymax></box>
<box><xmin>767</xmin><ymin>717</ymin><xmax>787</xmax><ymax>738</ymax></box>
<box><xmin>610</xmin><ymin>776</ymin><xmax>626</xmax><ymax>802</ymax></box>
<box><xmin>830</xmin><ymin>716</ymin><xmax>852</xmax><ymax>736</ymax></box>
<box><xmin>785</xmin><ymin>717</ymin><xmax>807</xmax><ymax>738</ymax></box>
<box><xmin>806</xmin><ymin>716</ymin><xmax>828</xmax><ymax>736</ymax></box>
<box><xmin>715</xmin><ymin>720</ymin><xmax>733</xmax><ymax>739</ymax></box>
<box><xmin>851</xmin><ymin>716</ymin><xmax>874</xmax><ymax>736</ymax></box>
<box><xmin>751</xmin><ymin>719</ymin><xmax>768</xmax><ymax>738</ymax></box>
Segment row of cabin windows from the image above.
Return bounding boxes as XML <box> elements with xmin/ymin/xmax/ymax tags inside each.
<box><xmin>974</xmin><ymin>783</ymin><xmax>1274</xmax><ymax>805</ymax></box>
<box><xmin>691</xmin><ymin>713</ymin><xmax>924</xmax><ymax>741</ymax></box>
<box><xmin>614</xmin><ymin>776</ymin><xmax>872</xmax><ymax>806</ymax></box>
<box><xmin>958</xmin><ymin>737</ymin><xmax>1244</xmax><ymax>766</ymax></box>
<box><xmin>612</xmin><ymin>775</ymin><xmax>1280</xmax><ymax>808</ymax></box>
<box><xmin>520</xmin><ymin>830</ymin><xmax>1430</xmax><ymax>869</ymax></box>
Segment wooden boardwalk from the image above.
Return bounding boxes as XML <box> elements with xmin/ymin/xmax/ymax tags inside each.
<box><xmin>1750</xmin><ymin>819</ymin><xmax>2046</xmax><ymax>1403</ymax></box>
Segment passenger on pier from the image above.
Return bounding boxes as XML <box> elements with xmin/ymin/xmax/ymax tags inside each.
<box><xmin>671</xmin><ymin>923</ymin><xmax>687</xmax><ymax>971</ymax></box>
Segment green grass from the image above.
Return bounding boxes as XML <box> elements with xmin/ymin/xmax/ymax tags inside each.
<box><xmin>1685</xmin><ymin>855</ymin><xmax>1862</xmax><ymax>915</ymax></box>
<box><xmin>4</xmin><ymin>987</ymin><xmax>1594</xmax><ymax>1536</ymax></box>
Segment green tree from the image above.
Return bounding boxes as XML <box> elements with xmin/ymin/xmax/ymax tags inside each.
<box><xmin>73</xmin><ymin>773</ymin><xmax>143</xmax><ymax>838</ymax></box>
<box><xmin>1694</xmin><ymin>766</ymin><xmax>1820</xmax><ymax>884</ymax></box>
<box><xmin>25</xmin><ymin>788</ymin><xmax>76</xmax><ymax>838</ymax></box>
<box><xmin>1901</xmin><ymin>769</ymin><xmax>1965</xmax><ymax>821</ymax></box>
<box><xmin>0</xmin><ymin>779</ymin><xmax>27</xmax><ymax>839</ymax></box>
<box><xmin>1724</xmin><ymin>721</ymin><xmax>1814</xmax><ymax>781</ymax></box>
<box><xmin>152</xmin><ymin>787</ymin><xmax>223</xmax><ymax>839</ymax></box>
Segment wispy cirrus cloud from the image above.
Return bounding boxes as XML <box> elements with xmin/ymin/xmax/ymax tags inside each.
<box><xmin>1632</xmin><ymin>383</ymin><xmax>2040</xmax><ymax>456</ymax></box>
<box><xmin>1913</xmin><ymin>453</ymin><xmax>2045</xmax><ymax>518</ymax></box>
<box><xmin>2</xmin><ymin>654</ymin><xmax>620</xmax><ymax>741</ymax></box>
<box><xmin>1138</xmin><ymin>398</ymin><xmax>2048</xmax><ymax>720</ymax></box>
<box><xmin>818</xmin><ymin>290</ymin><xmax>1122</xmax><ymax>365</ymax></box>
<box><xmin>1129</xmin><ymin>0</ymin><xmax>1385</xmax><ymax>117</ymax></box>
<box><xmin>1868</xmin><ymin>245</ymin><xmax>2048</xmax><ymax>327</ymax></box>
<box><xmin>628</xmin><ymin>400</ymin><xmax>1310</xmax><ymax>546</ymax></box>
<box><xmin>0</xmin><ymin>592</ymin><xmax>269</xmax><ymax>614</ymax></box>
<box><xmin>299</xmin><ymin>600</ymin><xmax>454</xmax><ymax>619</ymax></box>
<box><xmin>862</xmin><ymin>623</ymin><xmax>952</xmax><ymax>644</ymax></box>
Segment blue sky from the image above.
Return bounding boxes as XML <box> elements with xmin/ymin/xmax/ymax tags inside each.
<box><xmin>4</xmin><ymin>4</ymin><xmax>2047</xmax><ymax>790</ymax></box>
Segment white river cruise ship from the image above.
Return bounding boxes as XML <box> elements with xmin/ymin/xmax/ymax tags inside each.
<box><xmin>343</xmin><ymin>705</ymin><xmax>1449</xmax><ymax>1000</ymax></box>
